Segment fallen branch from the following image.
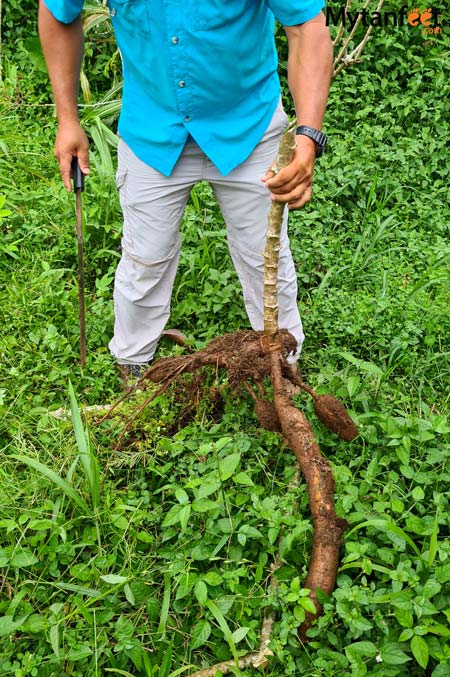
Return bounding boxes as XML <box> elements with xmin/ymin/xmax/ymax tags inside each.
<box><xmin>189</xmin><ymin>614</ymin><xmax>274</xmax><ymax>677</ymax></box>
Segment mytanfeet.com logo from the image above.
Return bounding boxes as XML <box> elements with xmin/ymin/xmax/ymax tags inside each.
<box><xmin>326</xmin><ymin>6</ymin><xmax>445</xmax><ymax>36</ymax></box>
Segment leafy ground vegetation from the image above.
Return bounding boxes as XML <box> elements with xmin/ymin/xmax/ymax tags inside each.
<box><xmin>1</xmin><ymin>2</ymin><xmax>449</xmax><ymax>675</ymax></box>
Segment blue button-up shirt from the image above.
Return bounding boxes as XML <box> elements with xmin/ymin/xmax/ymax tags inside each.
<box><xmin>44</xmin><ymin>0</ymin><xmax>324</xmax><ymax>175</ymax></box>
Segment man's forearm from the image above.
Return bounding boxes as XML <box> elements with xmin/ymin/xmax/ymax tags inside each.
<box><xmin>285</xmin><ymin>12</ymin><xmax>333</xmax><ymax>130</ymax></box>
<box><xmin>262</xmin><ymin>13</ymin><xmax>332</xmax><ymax>209</ymax></box>
<box><xmin>38</xmin><ymin>0</ymin><xmax>84</xmax><ymax>123</ymax></box>
<box><xmin>39</xmin><ymin>0</ymin><xmax>89</xmax><ymax>189</ymax></box>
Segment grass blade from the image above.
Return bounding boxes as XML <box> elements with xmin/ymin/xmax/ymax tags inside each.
<box><xmin>11</xmin><ymin>455</ymin><xmax>88</xmax><ymax>512</ymax></box>
<box><xmin>157</xmin><ymin>572</ymin><xmax>171</xmax><ymax>641</ymax></box>
<box><xmin>69</xmin><ymin>380</ymin><xmax>100</xmax><ymax>509</ymax></box>
<box><xmin>206</xmin><ymin>599</ymin><xmax>239</xmax><ymax>663</ymax></box>
<box><xmin>347</xmin><ymin>519</ymin><xmax>420</xmax><ymax>557</ymax></box>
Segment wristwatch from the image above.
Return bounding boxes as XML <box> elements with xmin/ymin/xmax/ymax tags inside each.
<box><xmin>296</xmin><ymin>125</ymin><xmax>327</xmax><ymax>157</ymax></box>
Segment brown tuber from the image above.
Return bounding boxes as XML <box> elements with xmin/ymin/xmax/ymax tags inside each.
<box><xmin>313</xmin><ymin>394</ymin><xmax>359</xmax><ymax>441</ymax></box>
<box><xmin>254</xmin><ymin>399</ymin><xmax>282</xmax><ymax>432</ymax></box>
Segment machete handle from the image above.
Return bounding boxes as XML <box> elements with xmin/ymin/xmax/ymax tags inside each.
<box><xmin>71</xmin><ymin>157</ymin><xmax>85</xmax><ymax>191</ymax></box>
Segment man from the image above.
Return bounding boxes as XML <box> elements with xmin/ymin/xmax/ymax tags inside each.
<box><xmin>39</xmin><ymin>0</ymin><xmax>332</xmax><ymax>378</ymax></box>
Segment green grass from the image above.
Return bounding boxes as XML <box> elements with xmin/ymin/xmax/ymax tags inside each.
<box><xmin>0</xmin><ymin>17</ymin><xmax>449</xmax><ymax>677</ymax></box>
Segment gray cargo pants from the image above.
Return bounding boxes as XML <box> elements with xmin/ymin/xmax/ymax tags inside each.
<box><xmin>109</xmin><ymin>101</ymin><xmax>304</xmax><ymax>364</ymax></box>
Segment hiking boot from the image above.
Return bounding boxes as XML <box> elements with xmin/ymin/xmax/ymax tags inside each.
<box><xmin>117</xmin><ymin>363</ymin><xmax>149</xmax><ymax>389</ymax></box>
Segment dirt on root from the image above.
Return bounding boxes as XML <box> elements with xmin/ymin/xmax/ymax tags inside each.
<box><xmin>145</xmin><ymin>330</ymin><xmax>297</xmax><ymax>387</ymax></box>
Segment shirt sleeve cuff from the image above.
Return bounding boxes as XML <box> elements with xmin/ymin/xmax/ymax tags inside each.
<box><xmin>273</xmin><ymin>0</ymin><xmax>325</xmax><ymax>26</ymax></box>
<box><xmin>43</xmin><ymin>0</ymin><xmax>84</xmax><ymax>24</ymax></box>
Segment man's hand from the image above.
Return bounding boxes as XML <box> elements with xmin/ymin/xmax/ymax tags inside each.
<box><xmin>261</xmin><ymin>134</ymin><xmax>316</xmax><ymax>210</ymax></box>
<box><xmin>55</xmin><ymin>120</ymin><xmax>90</xmax><ymax>191</ymax></box>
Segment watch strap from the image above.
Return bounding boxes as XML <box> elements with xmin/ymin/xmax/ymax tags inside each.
<box><xmin>296</xmin><ymin>125</ymin><xmax>327</xmax><ymax>157</ymax></box>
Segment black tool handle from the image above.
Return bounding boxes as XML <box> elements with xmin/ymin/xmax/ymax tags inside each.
<box><xmin>71</xmin><ymin>157</ymin><xmax>85</xmax><ymax>191</ymax></box>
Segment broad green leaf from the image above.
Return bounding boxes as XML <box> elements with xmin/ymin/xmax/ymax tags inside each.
<box><xmin>238</xmin><ymin>532</ymin><xmax>246</xmax><ymax>546</ymax></box>
<box><xmin>162</xmin><ymin>503</ymin><xmax>185</xmax><ymax>527</ymax></box>
<box><xmin>394</xmin><ymin>607</ymin><xmax>413</xmax><ymax>628</ymax></box>
<box><xmin>23</xmin><ymin>614</ymin><xmax>46</xmax><ymax>633</ymax></box>
<box><xmin>398</xmin><ymin>629</ymin><xmax>414</xmax><ymax>641</ymax></box>
<box><xmin>176</xmin><ymin>573</ymin><xmax>195</xmax><ymax>600</ymax></box>
<box><xmin>268</xmin><ymin>527</ymin><xmax>279</xmax><ymax>544</ymax></box>
<box><xmin>49</xmin><ymin>623</ymin><xmax>60</xmax><ymax>657</ymax></box>
<box><xmin>28</xmin><ymin>519</ymin><xmax>54</xmax><ymax>530</ymax></box>
<box><xmin>194</xmin><ymin>580</ymin><xmax>208</xmax><ymax>605</ymax></box>
<box><xmin>410</xmin><ymin>635</ymin><xmax>429</xmax><ymax>669</ymax></box>
<box><xmin>192</xmin><ymin>498</ymin><xmax>220</xmax><ymax>513</ymax></box>
<box><xmin>411</xmin><ymin>486</ymin><xmax>424</xmax><ymax>501</ymax></box>
<box><xmin>239</xmin><ymin>524</ymin><xmax>262</xmax><ymax>539</ymax></box>
<box><xmin>345</xmin><ymin>641</ymin><xmax>378</xmax><ymax>658</ymax></box>
<box><xmin>197</xmin><ymin>479</ymin><xmax>221</xmax><ymax>499</ymax></box>
<box><xmin>190</xmin><ymin>619</ymin><xmax>211</xmax><ymax>649</ymax></box>
<box><xmin>203</xmin><ymin>571</ymin><xmax>222</xmax><ymax>586</ymax></box>
<box><xmin>175</xmin><ymin>488</ymin><xmax>189</xmax><ymax>504</ymax></box>
<box><xmin>418</xmin><ymin>623</ymin><xmax>450</xmax><ymax>637</ymax></box>
<box><xmin>338</xmin><ymin>352</ymin><xmax>383</xmax><ymax>376</ymax></box>
<box><xmin>233</xmin><ymin>472</ymin><xmax>254</xmax><ymax>486</ymax></box>
<box><xmin>380</xmin><ymin>643</ymin><xmax>411</xmax><ymax>665</ymax></box>
<box><xmin>346</xmin><ymin>375</ymin><xmax>360</xmax><ymax>398</ymax></box>
<box><xmin>299</xmin><ymin>596</ymin><xmax>317</xmax><ymax>614</ymax></box>
<box><xmin>231</xmin><ymin>626</ymin><xmax>249</xmax><ymax>643</ymax></box>
<box><xmin>294</xmin><ymin>605</ymin><xmax>305</xmax><ymax>623</ymax></box>
<box><xmin>215</xmin><ymin>437</ymin><xmax>232</xmax><ymax>452</ymax></box>
<box><xmin>0</xmin><ymin>615</ymin><xmax>27</xmax><ymax>637</ymax></box>
<box><xmin>66</xmin><ymin>645</ymin><xmax>94</xmax><ymax>661</ymax></box>
<box><xmin>218</xmin><ymin>452</ymin><xmax>241</xmax><ymax>481</ymax></box>
<box><xmin>10</xmin><ymin>550</ymin><xmax>39</xmax><ymax>568</ymax></box>
<box><xmin>422</xmin><ymin>580</ymin><xmax>441</xmax><ymax>598</ymax></box>
<box><xmin>124</xmin><ymin>583</ymin><xmax>135</xmax><ymax>605</ymax></box>
<box><xmin>100</xmin><ymin>574</ymin><xmax>128</xmax><ymax>585</ymax></box>
<box><xmin>431</xmin><ymin>664</ymin><xmax>450</xmax><ymax>677</ymax></box>
<box><xmin>179</xmin><ymin>504</ymin><xmax>191</xmax><ymax>531</ymax></box>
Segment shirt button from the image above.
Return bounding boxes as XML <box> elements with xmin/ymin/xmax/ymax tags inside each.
<box><xmin>179</xmin><ymin>80</ymin><xmax>185</xmax><ymax>88</ymax></box>
<box><xmin>184</xmin><ymin>115</ymin><xmax>190</xmax><ymax>122</ymax></box>
<box><xmin>110</xmin><ymin>8</ymin><xmax>116</xmax><ymax>16</ymax></box>
<box><xmin>171</xmin><ymin>36</ymin><xmax>179</xmax><ymax>44</ymax></box>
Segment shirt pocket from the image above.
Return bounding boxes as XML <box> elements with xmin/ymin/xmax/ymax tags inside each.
<box><xmin>108</xmin><ymin>0</ymin><xmax>151</xmax><ymax>36</ymax></box>
<box><xmin>192</xmin><ymin>0</ymin><xmax>244</xmax><ymax>31</ymax></box>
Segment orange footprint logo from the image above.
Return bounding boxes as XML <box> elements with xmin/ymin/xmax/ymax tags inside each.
<box><xmin>407</xmin><ymin>7</ymin><xmax>420</xmax><ymax>25</ymax></box>
<box><xmin>420</xmin><ymin>7</ymin><xmax>433</xmax><ymax>26</ymax></box>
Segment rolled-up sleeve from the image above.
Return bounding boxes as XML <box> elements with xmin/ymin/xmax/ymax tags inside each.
<box><xmin>43</xmin><ymin>0</ymin><xmax>84</xmax><ymax>24</ymax></box>
<box><xmin>266</xmin><ymin>0</ymin><xmax>325</xmax><ymax>25</ymax></box>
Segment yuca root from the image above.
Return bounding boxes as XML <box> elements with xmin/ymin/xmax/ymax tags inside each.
<box><xmin>271</xmin><ymin>353</ymin><xmax>348</xmax><ymax>640</ymax></box>
<box><xmin>313</xmin><ymin>394</ymin><xmax>359</xmax><ymax>442</ymax></box>
<box><xmin>284</xmin><ymin>363</ymin><xmax>359</xmax><ymax>441</ymax></box>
